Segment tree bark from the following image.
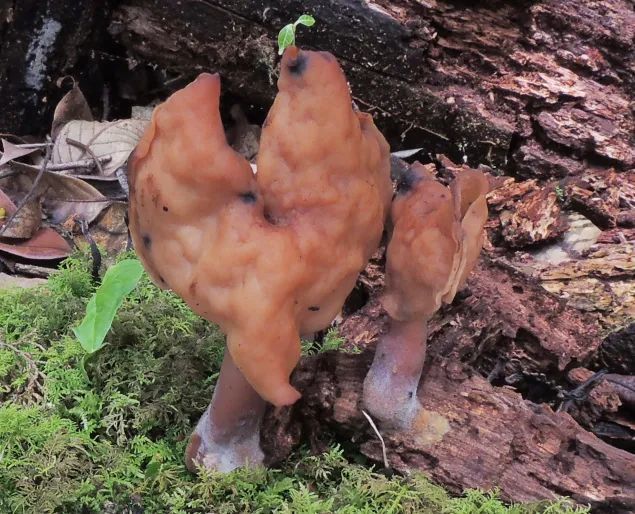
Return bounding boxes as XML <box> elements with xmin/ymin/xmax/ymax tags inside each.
<box><xmin>262</xmin><ymin>257</ymin><xmax>635</xmax><ymax>513</ymax></box>
<box><xmin>109</xmin><ymin>0</ymin><xmax>635</xmax><ymax>177</ymax></box>
<box><xmin>0</xmin><ymin>0</ymin><xmax>113</xmax><ymax>135</ymax></box>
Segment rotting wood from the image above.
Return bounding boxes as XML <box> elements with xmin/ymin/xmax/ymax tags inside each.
<box><xmin>0</xmin><ymin>0</ymin><xmax>112</xmax><ymax>135</ymax></box>
<box><xmin>263</xmin><ymin>351</ymin><xmax>635</xmax><ymax>513</ymax></box>
<box><xmin>261</xmin><ymin>255</ymin><xmax>634</xmax><ymax>512</ymax></box>
<box><xmin>109</xmin><ymin>0</ymin><xmax>635</xmax><ymax>179</ymax></box>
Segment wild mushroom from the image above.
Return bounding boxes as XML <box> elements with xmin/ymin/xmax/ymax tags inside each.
<box><xmin>363</xmin><ymin>161</ymin><xmax>489</xmax><ymax>428</ymax></box>
<box><xmin>128</xmin><ymin>48</ymin><xmax>392</xmax><ymax>472</ymax></box>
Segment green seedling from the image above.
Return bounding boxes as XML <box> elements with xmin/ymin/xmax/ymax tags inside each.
<box><xmin>555</xmin><ymin>184</ymin><xmax>566</xmax><ymax>202</ymax></box>
<box><xmin>73</xmin><ymin>259</ymin><xmax>143</xmax><ymax>354</ymax></box>
<box><xmin>278</xmin><ymin>14</ymin><xmax>316</xmax><ymax>55</ymax></box>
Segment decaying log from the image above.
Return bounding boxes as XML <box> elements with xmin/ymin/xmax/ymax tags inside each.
<box><xmin>263</xmin><ymin>352</ymin><xmax>635</xmax><ymax>513</ymax></box>
<box><xmin>262</xmin><ymin>257</ymin><xmax>635</xmax><ymax>512</ymax></box>
<box><xmin>324</xmin><ymin>250</ymin><xmax>604</xmax><ymax>382</ymax></box>
<box><xmin>109</xmin><ymin>0</ymin><xmax>635</xmax><ymax>179</ymax></box>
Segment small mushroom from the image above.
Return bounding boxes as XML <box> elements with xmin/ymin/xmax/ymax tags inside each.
<box><xmin>363</xmin><ymin>162</ymin><xmax>489</xmax><ymax>428</ymax></box>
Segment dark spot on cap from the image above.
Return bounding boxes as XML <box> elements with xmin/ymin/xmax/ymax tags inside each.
<box><xmin>162</xmin><ymin>205</ymin><xmax>169</xmax><ymax>212</ymax></box>
<box><xmin>408</xmin><ymin>391</ymin><xmax>414</xmax><ymax>399</ymax></box>
<box><xmin>142</xmin><ymin>234</ymin><xmax>152</xmax><ymax>248</ymax></box>
<box><xmin>239</xmin><ymin>191</ymin><xmax>257</xmax><ymax>204</ymax></box>
<box><xmin>190</xmin><ymin>281</ymin><xmax>197</xmax><ymax>295</ymax></box>
<box><xmin>264</xmin><ymin>210</ymin><xmax>277</xmax><ymax>225</ymax></box>
<box><xmin>308</xmin><ymin>306</ymin><xmax>320</xmax><ymax>312</ymax></box>
<box><xmin>287</xmin><ymin>53</ymin><xmax>308</xmax><ymax>75</ymax></box>
<box><xmin>396</xmin><ymin>168</ymin><xmax>421</xmax><ymax>195</ymax></box>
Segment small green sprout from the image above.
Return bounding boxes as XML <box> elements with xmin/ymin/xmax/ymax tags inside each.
<box><xmin>277</xmin><ymin>14</ymin><xmax>316</xmax><ymax>55</ymax></box>
<box><xmin>555</xmin><ymin>184</ymin><xmax>566</xmax><ymax>202</ymax></box>
<box><xmin>73</xmin><ymin>259</ymin><xmax>143</xmax><ymax>354</ymax></box>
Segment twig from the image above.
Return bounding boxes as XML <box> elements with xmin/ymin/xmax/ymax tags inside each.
<box><xmin>80</xmin><ymin>219</ymin><xmax>101</xmax><ymax>284</ymax></box>
<box><xmin>0</xmin><ymin>169</ymin><xmax>17</xmax><ymax>180</ymax></box>
<box><xmin>0</xmin><ymin>139</ymin><xmax>52</xmax><ymax>236</ymax></box>
<box><xmin>10</xmin><ymin>142</ymin><xmax>53</xmax><ymax>149</ymax></box>
<box><xmin>361</xmin><ymin>409</ymin><xmax>390</xmax><ymax>469</ymax></box>
<box><xmin>48</xmin><ymin>156</ymin><xmax>111</xmax><ymax>172</ymax></box>
<box><xmin>66</xmin><ymin>137</ymin><xmax>105</xmax><ymax>176</ymax></box>
<box><xmin>13</xmin><ymin>262</ymin><xmax>54</xmax><ymax>278</ymax></box>
<box><xmin>557</xmin><ymin>369</ymin><xmax>609</xmax><ymax>413</ymax></box>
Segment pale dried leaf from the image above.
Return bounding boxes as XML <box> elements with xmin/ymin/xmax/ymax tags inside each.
<box><xmin>0</xmin><ymin>139</ymin><xmax>39</xmax><ymax>167</ymax></box>
<box><xmin>0</xmin><ymin>227</ymin><xmax>71</xmax><ymax>260</ymax></box>
<box><xmin>52</xmin><ymin>119</ymin><xmax>148</xmax><ymax>179</ymax></box>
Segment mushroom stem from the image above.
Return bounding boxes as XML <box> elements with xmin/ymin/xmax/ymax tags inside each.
<box><xmin>363</xmin><ymin>317</ymin><xmax>428</xmax><ymax>428</ymax></box>
<box><xmin>185</xmin><ymin>348</ymin><xmax>266</xmax><ymax>472</ymax></box>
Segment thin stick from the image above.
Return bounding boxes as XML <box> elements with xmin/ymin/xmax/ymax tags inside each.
<box><xmin>361</xmin><ymin>409</ymin><xmax>390</xmax><ymax>469</ymax></box>
<box><xmin>0</xmin><ymin>169</ymin><xmax>17</xmax><ymax>180</ymax></box>
<box><xmin>48</xmin><ymin>156</ymin><xmax>111</xmax><ymax>171</ymax></box>
<box><xmin>0</xmin><ymin>140</ymin><xmax>52</xmax><ymax>236</ymax></box>
<box><xmin>66</xmin><ymin>137</ymin><xmax>105</xmax><ymax>176</ymax></box>
<box><xmin>10</xmin><ymin>142</ymin><xmax>53</xmax><ymax>149</ymax></box>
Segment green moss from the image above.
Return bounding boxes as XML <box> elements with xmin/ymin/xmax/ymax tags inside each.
<box><xmin>0</xmin><ymin>253</ymin><xmax>590</xmax><ymax>514</ymax></box>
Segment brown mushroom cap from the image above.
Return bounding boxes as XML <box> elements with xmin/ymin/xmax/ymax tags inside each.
<box><xmin>128</xmin><ymin>49</ymin><xmax>392</xmax><ymax>407</ymax></box>
<box><xmin>382</xmin><ymin>162</ymin><xmax>489</xmax><ymax>321</ymax></box>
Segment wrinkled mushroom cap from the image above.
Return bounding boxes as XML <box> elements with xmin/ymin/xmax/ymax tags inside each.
<box><xmin>382</xmin><ymin>162</ymin><xmax>489</xmax><ymax>321</ymax></box>
<box><xmin>129</xmin><ymin>50</ymin><xmax>392</xmax><ymax>407</ymax></box>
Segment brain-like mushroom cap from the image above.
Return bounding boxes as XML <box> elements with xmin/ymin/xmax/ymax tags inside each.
<box><xmin>382</xmin><ymin>162</ymin><xmax>489</xmax><ymax>321</ymax></box>
<box><xmin>128</xmin><ymin>49</ymin><xmax>392</xmax><ymax>407</ymax></box>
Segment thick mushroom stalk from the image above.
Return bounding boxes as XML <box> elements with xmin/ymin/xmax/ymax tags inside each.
<box><xmin>185</xmin><ymin>349</ymin><xmax>266</xmax><ymax>472</ymax></box>
<box><xmin>363</xmin><ymin>162</ymin><xmax>489</xmax><ymax>428</ymax></box>
<box><xmin>128</xmin><ymin>47</ymin><xmax>391</xmax><ymax>473</ymax></box>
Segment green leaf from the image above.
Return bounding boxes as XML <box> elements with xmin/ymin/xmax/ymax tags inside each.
<box><xmin>277</xmin><ymin>24</ymin><xmax>295</xmax><ymax>55</ymax></box>
<box><xmin>73</xmin><ymin>259</ymin><xmax>144</xmax><ymax>354</ymax></box>
<box><xmin>294</xmin><ymin>14</ymin><xmax>315</xmax><ymax>28</ymax></box>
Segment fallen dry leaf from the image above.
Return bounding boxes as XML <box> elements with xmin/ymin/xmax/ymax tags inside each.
<box><xmin>0</xmin><ymin>200</ymin><xmax>42</xmax><ymax>240</ymax></box>
<box><xmin>74</xmin><ymin>202</ymin><xmax>128</xmax><ymax>255</ymax></box>
<box><xmin>0</xmin><ymin>185</ymin><xmax>42</xmax><ymax>239</ymax></box>
<box><xmin>52</xmin><ymin>119</ymin><xmax>147</xmax><ymax>179</ymax></box>
<box><xmin>2</xmin><ymin>161</ymin><xmax>110</xmax><ymax>225</ymax></box>
<box><xmin>0</xmin><ymin>139</ymin><xmax>40</xmax><ymax>167</ymax></box>
<box><xmin>51</xmin><ymin>79</ymin><xmax>93</xmax><ymax>140</ymax></box>
<box><xmin>0</xmin><ymin>227</ymin><xmax>72</xmax><ymax>260</ymax></box>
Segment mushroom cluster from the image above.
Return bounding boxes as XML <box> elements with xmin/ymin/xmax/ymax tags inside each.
<box><xmin>128</xmin><ymin>47</ymin><xmax>488</xmax><ymax>472</ymax></box>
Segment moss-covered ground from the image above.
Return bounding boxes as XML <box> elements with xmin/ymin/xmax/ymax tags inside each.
<box><xmin>0</xmin><ymin>253</ymin><xmax>589</xmax><ymax>513</ymax></box>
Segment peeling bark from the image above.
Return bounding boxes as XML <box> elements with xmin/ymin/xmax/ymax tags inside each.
<box><xmin>262</xmin><ymin>256</ymin><xmax>635</xmax><ymax>512</ymax></box>
<box><xmin>109</xmin><ymin>0</ymin><xmax>635</xmax><ymax>179</ymax></box>
<box><xmin>263</xmin><ymin>351</ymin><xmax>635</xmax><ymax>513</ymax></box>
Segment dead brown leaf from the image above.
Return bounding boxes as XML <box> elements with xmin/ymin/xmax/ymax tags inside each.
<box><xmin>51</xmin><ymin>78</ymin><xmax>93</xmax><ymax>140</ymax></box>
<box><xmin>1</xmin><ymin>161</ymin><xmax>110</xmax><ymax>225</ymax></box>
<box><xmin>0</xmin><ymin>227</ymin><xmax>72</xmax><ymax>260</ymax></box>
<box><xmin>0</xmin><ymin>187</ymin><xmax>41</xmax><ymax>239</ymax></box>
<box><xmin>0</xmin><ymin>139</ymin><xmax>40</xmax><ymax>167</ymax></box>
